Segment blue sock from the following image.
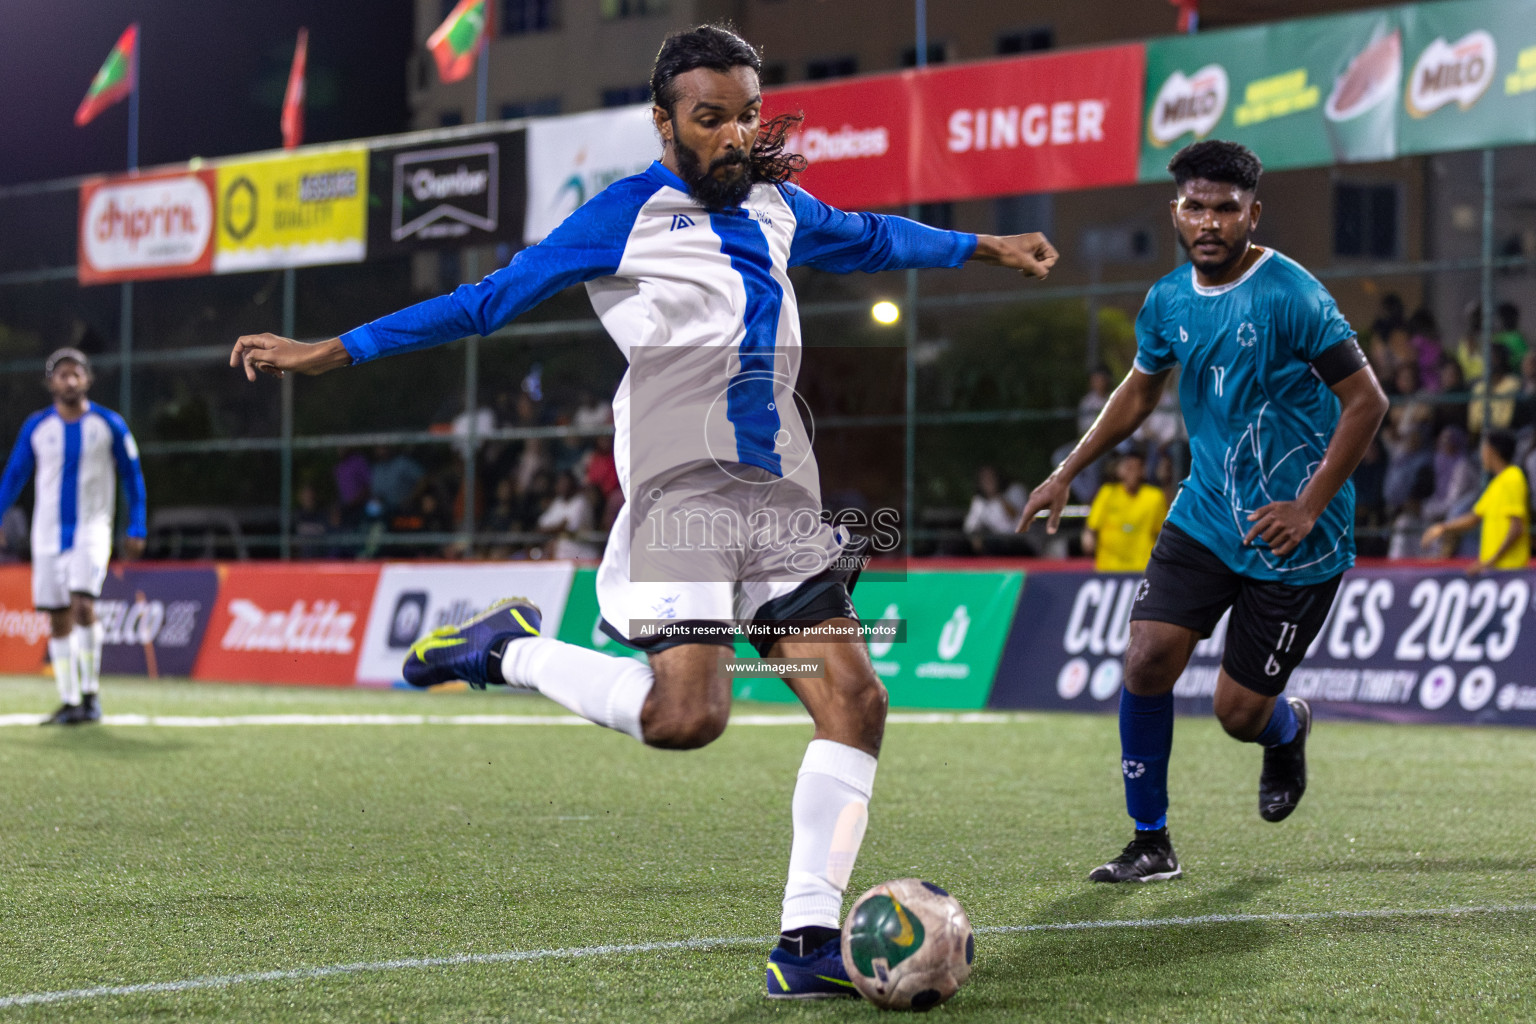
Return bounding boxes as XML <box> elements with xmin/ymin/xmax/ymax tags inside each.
<box><xmin>1118</xmin><ymin>689</ymin><xmax>1174</xmax><ymax>830</ymax></box>
<box><xmin>1254</xmin><ymin>698</ymin><xmax>1298</xmax><ymax>748</ymax></box>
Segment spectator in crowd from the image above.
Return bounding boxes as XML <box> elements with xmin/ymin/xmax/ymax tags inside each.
<box><xmin>1422</xmin><ymin>425</ymin><xmax>1479</xmax><ymax>523</ymax></box>
<box><xmin>582</xmin><ymin>433</ymin><xmax>622</xmax><ymax>529</ymax></box>
<box><xmin>1370</xmin><ymin>292</ymin><xmax>1406</xmax><ymax>348</ymax></box>
<box><xmin>1351</xmin><ymin>435</ymin><xmax>1388</xmax><ymax>556</ymax></box>
<box><xmin>1454</xmin><ymin>302</ymin><xmax>1486</xmax><ymax>383</ymax></box>
<box><xmin>1496</xmin><ymin>302</ymin><xmax>1527</xmax><ymax>365</ymax></box>
<box><xmin>0</xmin><ymin>505</ymin><xmax>25</xmax><ymax>562</ymax></box>
<box><xmin>391</xmin><ymin>483</ymin><xmax>454</xmax><ymax>546</ymax></box>
<box><xmin>572</xmin><ymin>389</ymin><xmax>613</xmax><ymax>432</ymax></box>
<box><xmin>1434</xmin><ymin>357</ymin><xmax>1470</xmax><ymax>436</ymax></box>
<box><xmin>1366</xmin><ymin>294</ymin><xmax>1407</xmax><ymax>381</ymax></box>
<box><xmin>1383</xmin><ymin>420</ymin><xmax>1435</xmax><ymax>513</ymax></box>
<box><xmin>538</xmin><ymin>471</ymin><xmax>597</xmax><ymax>559</ymax></box>
<box><xmin>292</xmin><ymin>481</ymin><xmax>333</xmax><ymax>558</ymax></box>
<box><xmin>371</xmin><ymin>446</ymin><xmax>425</xmax><ymax>515</ymax></box>
<box><xmin>1132</xmin><ymin>371</ymin><xmax>1185</xmax><ymax>478</ymax></box>
<box><xmin>1386</xmin><ymin>454</ymin><xmax>1438</xmax><ymax>560</ymax></box>
<box><xmin>1405</xmin><ymin>307</ymin><xmax>1444</xmax><ymax>394</ymax></box>
<box><xmin>1422</xmin><ymin>429</ymin><xmax>1531</xmax><ymax>573</ymax></box>
<box><xmin>514</xmin><ymin>437</ymin><xmax>552</xmax><ymax>496</ymax></box>
<box><xmin>450</xmin><ymin>403</ymin><xmax>496</xmax><ymax>438</ymax></box>
<box><xmin>1077</xmin><ymin>364</ymin><xmax>1113</xmax><ymax>433</ymax></box>
<box><xmin>1385</xmin><ymin>362</ymin><xmax>1433</xmax><ymax>442</ymax></box>
<box><xmin>333</xmin><ymin>448</ymin><xmax>372</xmax><ymax>526</ymax></box>
<box><xmin>1083</xmin><ymin>448</ymin><xmax>1166</xmax><ymax>572</ymax></box>
<box><xmin>963</xmin><ymin>465</ymin><xmax>1028</xmax><ymax>555</ymax></box>
<box><xmin>1469</xmin><ymin>344</ymin><xmax>1521</xmax><ymax>434</ymax></box>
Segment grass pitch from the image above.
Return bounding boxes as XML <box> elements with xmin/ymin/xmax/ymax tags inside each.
<box><xmin>0</xmin><ymin>675</ymin><xmax>1533</xmax><ymax>1023</ymax></box>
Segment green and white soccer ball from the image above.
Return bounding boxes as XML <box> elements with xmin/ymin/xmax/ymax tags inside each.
<box><xmin>841</xmin><ymin>878</ymin><xmax>974</xmax><ymax>1011</ymax></box>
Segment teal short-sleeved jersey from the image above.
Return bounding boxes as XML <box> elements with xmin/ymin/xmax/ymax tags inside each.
<box><xmin>1134</xmin><ymin>247</ymin><xmax>1358</xmax><ymax>584</ymax></box>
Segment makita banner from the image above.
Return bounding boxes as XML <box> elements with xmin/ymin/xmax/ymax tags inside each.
<box><xmin>98</xmin><ymin>565</ymin><xmax>220</xmax><ymax>677</ymax></box>
<box><xmin>193</xmin><ymin>563</ymin><xmax>380</xmax><ymax>686</ymax></box>
<box><xmin>989</xmin><ymin>566</ymin><xmax>1536</xmax><ymax>727</ymax></box>
<box><xmin>77</xmin><ymin>168</ymin><xmax>217</xmax><ymax>284</ymax></box>
<box><xmin>368</xmin><ymin>127</ymin><xmax>526</xmax><ymax>258</ymax></box>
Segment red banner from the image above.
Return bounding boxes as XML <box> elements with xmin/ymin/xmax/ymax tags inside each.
<box><xmin>77</xmin><ymin>168</ymin><xmax>217</xmax><ymax>285</ymax></box>
<box><xmin>765</xmin><ymin>43</ymin><xmax>1145</xmax><ymax>210</ymax></box>
<box><xmin>192</xmin><ymin>563</ymin><xmax>380</xmax><ymax>686</ymax></box>
<box><xmin>0</xmin><ymin>566</ymin><xmax>49</xmax><ymax>675</ymax></box>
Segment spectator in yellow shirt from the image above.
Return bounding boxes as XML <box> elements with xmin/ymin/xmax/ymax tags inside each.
<box><xmin>1084</xmin><ymin>449</ymin><xmax>1167</xmax><ymax>572</ymax></box>
<box><xmin>1422</xmin><ymin>429</ymin><xmax>1530</xmax><ymax>574</ymax></box>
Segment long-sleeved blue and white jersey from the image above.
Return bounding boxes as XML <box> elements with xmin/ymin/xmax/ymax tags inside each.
<box><xmin>340</xmin><ymin>162</ymin><xmax>977</xmax><ymax>497</ymax></box>
<box><xmin>0</xmin><ymin>402</ymin><xmax>148</xmax><ymax>557</ymax></box>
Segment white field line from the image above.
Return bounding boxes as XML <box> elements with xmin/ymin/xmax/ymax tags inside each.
<box><xmin>2</xmin><ymin>903</ymin><xmax>1533</xmax><ymax>1010</ymax></box>
<box><xmin>0</xmin><ymin>711</ymin><xmax>1038</xmax><ymax>729</ymax></box>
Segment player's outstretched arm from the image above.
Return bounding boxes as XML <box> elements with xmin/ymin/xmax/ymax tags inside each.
<box><xmin>970</xmin><ymin>233</ymin><xmax>1059</xmax><ymax>279</ymax></box>
<box><xmin>1018</xmin><ymin>368</ymin><xmax>1168</xmax><ymax>534</ymax></box>
<box><xmin>230</xmin><ymin>334</ymin><xmax>353</xmax><ymax>381</ymax></box>
<box><xmin>1245</xmin><ymin>363</ymin><xmax>1389</xmax><ymax>557</ymax></box>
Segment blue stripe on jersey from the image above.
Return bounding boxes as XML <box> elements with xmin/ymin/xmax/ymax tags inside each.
<box><xmin>59</xmin><ymin>418</ymin><xmax>81</xmax><ymax>552</ymax></box>
<box><xmin>709</xmin><ymin>210</ymin><xmax>784</xmax><ymax>476</ymax></box>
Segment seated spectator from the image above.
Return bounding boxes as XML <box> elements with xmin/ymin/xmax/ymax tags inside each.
<box><xmin>292</xmin><ymin>482</ymin><xmax>332</xmax><ymax>558</ymax></box>
<box><xmin>515</xmin><ymin>438</ymin><xmax>551</xmax><ymax>495</ymax></box>
<box><xmin>1469</xmin><ymin>344</ymin><xmax>1521</xmax><ymax>435</ymax></box>
<box><xmin>963</xmin><ymin>465</ymin><xmax>1029</xmax><ymax>555</ymax></box>
<box><xmin>1496</xmin><ymin>302</ymin><xmax>1527</xmax><ymax>365</ymax></box>
<box><xmin>1405</xmin><ymin>307</ymin><xmax>1444</xmax><ymax>393</ymax></box>
<box><xmin>538</xmin><ymin>471</ymin><xmax>597</xmax><ymax>559</ymax></box>
<box><xmin>1454</xmin><ymin>301</ymin><xmax>1485</xmax><ymax>383</ymax></box>
<box><xmin>0</xmin><ymin>506</ymin><xmax>26</xmax><ymax>562</ymax></box>
<box><xmin>333</xmin><ymin>448</ymin><xmax>372</xmax><ymax>526</ymax></box>
<box><xmin>572</xmin><ymin>389</ymin><xmax>613</xmax><ymax>432</ymax></box>
<box><xmin>1385</xmin><ymin>363</ymin><xmax>1433</xmax><ymax>442</ymax></box>
<box><xmin>1352</xmin><ymin>434</ymin><xmax>1387</xmax><ymax>528</ymax></box>
<box><xmin>1077</xmin><ymin>365</ymin><xmax>1113</xmax><ymax>433</ymax></box>
<box><xmin>1369</xmin><ymin>293</ymin><xmax>1406</xmax><ymax>352</ymax></box>
<box><xmin>371</xmin><ymin>446</ymin><xmax>425</xmax><ymax>515</ymax></box>
<box><xmin>1133</xmin><ymin>372</ymin><xmax>1185</xmax><ymax>478</ymax></box>
<box><xmin>1084</xmin><ymin>449</ymin><xmax>1166</xmax><ymax>572</ymax></box>
<box><xmin>1433</xmin><ymin>358</ymin><xmax>1470</xmax><ymax>436</ymax></box>
<box><xmin>1383</xmin><ymin>421</ymin><xmax>1434</xmax><ymax>513</ymax></box>
<box><xmin>1422</xmin><ymin>425</ymin><xmax>1479</xmax><ymax>523</ymax></box>
<box><xmin>583</xmin><ymin>433</ymin><xmax>620</xmax><ymax>499</ymax></box>
<box><xmin>1422</xmin><ymin>429</ymin><xmax>1530</xmax><ymax>573</ymax></box>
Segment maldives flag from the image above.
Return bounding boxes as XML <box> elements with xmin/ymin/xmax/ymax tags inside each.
<box><xmin>427</xmin><ymin>0</ymin><xmax>489</xmax><ymax>84</ymax></box>
<box><xmin>75</xmin><ymin>23</ymin><xmax>138</xmax><ymax>127</ymax></box>
<box><xmin>281</xmin><ymin>28</ymin><xmax>309</xmax><ymax>149</ymax></box>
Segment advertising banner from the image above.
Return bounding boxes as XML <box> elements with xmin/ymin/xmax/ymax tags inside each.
<box><xmin>98</xmin><ymin>565</ymin><xmax>220</xmax><ymax>677</ymax></box>
<box><xmin>194</xmin><ymin>563</ymin><xmax>380</xmax><ymax>686</ymax></box>
<box><xmin>1398</xmin><ymin>0</ymin><xmax>1536</xmax><ymax>155</ymax></box>
<box><xmin>77</xmin><ymin>169</ymin><xmax>217</xmax><ymax>284</ymax></box>
<box><xmin>524</xmin><ymin>106</ymin><xmax>658</xmax><ymax>244</ymax></box>
<box><xmin>911</xmin><ymin>44</ymin><xmax>1146</xmax><ymax>202</ymax></box>
<box><xmin>355</xmin><ymin>562</ymin><xmax>575</xmax><ymax>684</ymax></box>
<box><xmin>0</xmin><ymin>565</ymin><xmax>49</xmax><ymax>675</ymax></box>
<box><xmin>766</xmin><ymin>74</ymin><xmax>917</xmax><ymax>211</ymax></box>
<box><xmin>1141</xmin><ymin>8</ymin><xmax>1404</xmax><ymax>179</ymax></box>
<box><xmin>214</xmin><ymin>147</ymin><xmax>368</xmax><ymax>272</ymax></box>
<box><xmin>990</xmin><ymin>566</ymin><xmax>1536</xmax><ymax>727</ymax></box>
<box><xmin>367</xmin><ymin>128</ymin><xmax>526</xmax><ymax>258</ymax></box>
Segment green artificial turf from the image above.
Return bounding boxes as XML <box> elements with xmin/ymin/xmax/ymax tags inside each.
<box><xmin>0</xmin><ymin>675</ymin><xmax>1533</xmax><ymax>1022</ymax></box>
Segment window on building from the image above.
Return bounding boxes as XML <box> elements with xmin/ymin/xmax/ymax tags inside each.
<box><xmin>502</xmin><ymin>0</ymin><xmax>557</xmax><ymax>34</ymax></box>
<box><xmin>601</xmin><ymin>84</ymin><xmax>652</xmax><ymax>107</ymax></box>
<box><xmin>760</xmin><ymin>62</ymin><xmax>788</xmax><ymax>86</ymax></box>
<box><xmin>806</xmin><ymin>56</ymin><xmax>857</xmax><ymax>81</ymax></box>
<box><xmin>994</xmin><ymin>194</ymin><xmax>1053</xmax><ymax>238</ymax></box>
<box><xmin>600</xmin><ymin>0</ymin><xmax>667</xmax><ymax>18</ymax></box>
<box><xmin>997</xmin><ymin>27</ymin><xmax>1053</xmax><ymax>55</ymax></box>
<box><xmin>901</xmin><ymin>42</ymin><xmax>948</xmax><ymax>67</ymax></box>
<box><xmin>1334</xmin><ymin>182</ymin><xmax>1400</xmax><ymax>259</ymax></box>
<box><xmin>500</xmin><ymin>97</ymin><xmax>562</xmax><ymax>119</ymax></box>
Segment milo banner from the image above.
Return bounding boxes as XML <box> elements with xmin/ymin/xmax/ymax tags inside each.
<box><xmin>214</xmin><ymin>146</ymin><xmax>369</xmax><ymax>272</ymax></box>
<box><xmin>989</xmin><ymin>567</ymin><xmax>1536</xmax><ymax>727</ymax></box>
<box><xmin>1142</xmin><ymin>7</ymin><xmax>1403</xmax><ymax>178</ymax></box>
<box><xmin>557</xmin><ymin>567</ymin><xmax>1023</xmax><ymax>710</ymax></box>
<box><xmin>1397</xmin><ymin>0</ymin><xmax>1536</xmax><ymax>155</ymax></box>
<box><xmin>367</xmin><ymin>127</ymin><xmax>526</xmax><ymax>258</ymax></box>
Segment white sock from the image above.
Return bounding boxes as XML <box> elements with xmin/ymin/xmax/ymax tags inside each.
<box><xmin>49</xmin><ymin>637</ymin><xmax>80</xmax><ymax>706</ymax></box>
<box><xmin>781</xmin><ymin>739</ymin><xmax>879</xmax><ymax>932</ymax></box>
<box><xmin>499</xmin><ymin>637</ymin><xmax>654</xmax><ymax>742</ymax></box>
<box><xmin>76</xmin><ymin>623</ymin><xmax>104</xmax><ymax>696</ymax></box>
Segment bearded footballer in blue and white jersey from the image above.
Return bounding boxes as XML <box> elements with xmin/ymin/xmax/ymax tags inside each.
<box><xmin>1022</xmin><ymin>141</ymin><xmax>1388</xmax><ymax>883</ymax></box>
<box><xmin>230</xmin><ymin>26</ymin><xmax>1057</xmax><ymax>997</ymax></box>
<box><xmin>0</xmin><ymin>348</ymin><xmax>148</xmax><ymax>725</ymax></box>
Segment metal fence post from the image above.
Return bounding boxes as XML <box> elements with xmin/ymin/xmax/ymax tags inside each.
<box><xmin>280</xmin><ymin>266</ymin><xmax>296</xmax><ymax>560</ymax></box>
<box><xmin>1480</xmin><ymin>148</ymin><xmax>1494</xmax><ymax>456</ymax></box>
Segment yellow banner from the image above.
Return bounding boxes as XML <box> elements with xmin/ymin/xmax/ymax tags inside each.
<box><xmin>214</xmin><ymin>147</ymin><xmax>368</xmax><ymax>272</ymax></box>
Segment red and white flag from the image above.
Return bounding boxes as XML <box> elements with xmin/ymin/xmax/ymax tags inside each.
<box><xmin>281</xmin><ymin>28</ymin><xmax>308</xmax><ymax>149</ymax></box>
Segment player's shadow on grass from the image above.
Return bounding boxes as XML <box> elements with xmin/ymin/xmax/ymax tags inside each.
<box><xmin>1311</xmin><ymin>855</ymin><xmax>1536</xmax><ymax>875</ymax></box>
<box><xmin>1027</xmin><ymin>873</ymin><xmax>1283</xmax><ymax>931</ymax></box>
<box><xmin>42</xmin><ymin>730</ymin><xmax>191</xmax><ymax>757</ymax></box>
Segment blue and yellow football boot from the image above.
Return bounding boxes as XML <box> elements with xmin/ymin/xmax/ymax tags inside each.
<box><xmin>765</xmin><ymin>937</ymin><xmax>857</xmax><ymax>999</ymax></box>
<box><xmin>401</xmin><ymin>597</ymin><xmax>542</xmax><ymax>689</ymax></box>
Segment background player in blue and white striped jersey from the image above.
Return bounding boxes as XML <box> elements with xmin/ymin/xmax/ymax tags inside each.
<box><xmin>1021</xmin><ymin>141</ymin><xmax>1389</xmax><ymax>884</ymax></box>
<box><xmin>0</xmin><ymin>348</ymin><xmax>148</xmax><ymax>725</ymax></box>
<box><xmin>230</xmin><ymin>25</ymin><xmax>1057</xmax><ymax>998</ymax></box>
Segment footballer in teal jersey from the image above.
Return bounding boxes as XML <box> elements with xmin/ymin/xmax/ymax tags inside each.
<box><xmin>1021</xmin><ymin>141</ymin><xmax>1388</xmax><ymax>883</ymax></box>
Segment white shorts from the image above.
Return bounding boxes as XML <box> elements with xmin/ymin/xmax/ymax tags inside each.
<box><xmin>32</xmin><ymin>536</ymin><xmax>111</xmax><ymax>609</ymax></box>
<box><xmin>595</xmin><ymin>461</ymin><xmax>850</xmax><ymax>646</ymax></box>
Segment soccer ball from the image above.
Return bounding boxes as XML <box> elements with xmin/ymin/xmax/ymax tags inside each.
<box><xmin>841</xmin><ymin>878</ymin><xmax>974</xmax><ymax>1011</ymax></box>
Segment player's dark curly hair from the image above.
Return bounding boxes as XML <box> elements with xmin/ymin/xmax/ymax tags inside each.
<box><xmin>650</xmin><ymin>24</ymin><xmax>807</xmax><ymax>186</ymax></box>
<box><xmin>1168</xmin><ymin>139</ymin><xmax>1263</xmax><ymax>192</ymax></box>
<box><xmin>1486</xmin><ymin>428</ymin><xmax>1518</xmax><ymax>465</ymax></box>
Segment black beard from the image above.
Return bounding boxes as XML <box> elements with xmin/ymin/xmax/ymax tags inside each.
<box><xmin>1179</xmin><ymin>230</ymin><xmax>1250</xmax><ymax>278</ymax></box>
<box><xmin>675</xmin><ymin>139</ymin><xmax>753</xmax><ymax>210</ymax></box>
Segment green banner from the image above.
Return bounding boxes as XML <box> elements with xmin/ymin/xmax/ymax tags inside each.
<box><xmin>1399</xmin><ymin>0</ymin><xmax>1536</xmax><ymax>154</ymax></box>
<box><xmin>555</xmin><ymin>568</ymin><xmax>1024</xmax><ymax>711</ymax></box>
<box><xmin>1142</xmin><ymin>7</ymin><xmax>1402</xmax><ymax>180</ymax></box>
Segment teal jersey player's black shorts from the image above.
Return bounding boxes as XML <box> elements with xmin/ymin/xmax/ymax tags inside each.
<box><xmin>1130</xmin><ymin>523</ymin><xmax>1342</xmax><ymax>697</ymax></box>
